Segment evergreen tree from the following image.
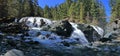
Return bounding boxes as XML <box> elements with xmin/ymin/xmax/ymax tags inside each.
<box><xmin>38</xmin><ymin>6</ymin><xmax>44</xmax><ymax>17</ymax></box>
<box><xmin>43</xmin><ymin>5</ymin><xmax>51</xmax><ymax>18</ymax></box>
<box><xmin>79</xmin><ymin>2</ymin><xmax>84</xmax><ymax>23</ymax></box>
<box><xmin>0</xmin><ymin>0</ymin><xmax>8</xmax><ymax>19</ymax></box>
<box><xmin>110</xmin><ymin>0</ymin><xmax>120</xmax><ymax>22</ymax></box>
<box><xmin>0</xmin><ymin>0</ymin><xmax>107</xmax><ymax>25</ymax></box>
<box><xmin>7</xmin><ymin>0</ymin><xmax>20</xmax><ymax>18</ymax></box>
<box><xmin>68</xmin><ymin>2</ymin><xmax>75</xmax><ymax>19</ymax></box>
<box><xmin>22</xmin><ymin>0</ymin><xmax>31</xmax><ymax>16</ymax></box>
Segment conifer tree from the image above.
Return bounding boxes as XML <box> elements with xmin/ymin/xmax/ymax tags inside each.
<box><xmin>110</xmin><ymin>0</ymin><xmax>120</xmax><ymax>21</ymax></box>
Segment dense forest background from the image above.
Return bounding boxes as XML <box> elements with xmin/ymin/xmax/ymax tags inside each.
<box><xmin>110</xmin><ymin>0</ymin><xmax>120</xmax><ymax>21</ymax></box>
<box><xmin>0</xmin><ymin>0</ymin><xmax>119</xmax><ymax>27</ymax></box>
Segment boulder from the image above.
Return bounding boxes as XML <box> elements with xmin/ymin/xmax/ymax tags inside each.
<box><xmin>105</xmin><ymin>19</ymin><xmax>120</xmax><ymax>33</ymax></box>
<box><xmin>42</xmin><ymin>20</ymin><xmax>73</xmax><ymax>37</ymax></box>
<box><xmin>104</xmin><ymin>29</ymin><xmax>120</xmax><ymax>39</ymax></box>
<box><xmin>77</xmin><ymin>23</ymin><xmax>103</xmax><ymax>42</ymax></box>
<box><xmin>104</xmin><ymin>19</ymin><xmax>120</xmax><ymax>39</ymax></box>
<box><xmin>4</xmin><ymin>49</ymin><xmax>24</xmax><ymax>56</ymax></box>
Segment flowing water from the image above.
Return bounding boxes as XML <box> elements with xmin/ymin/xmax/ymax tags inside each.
<box><xmin>90</xmin><ymin>25</ymin><xmax>104</xmax><ymax>37</ymax></box>
<box><xmin>70</xmin><ymin>22</ymin><xmax>89</xmax><ymax>44</ymax></box>
<box><xmin>19</xmin><ymin>17</ymin><xmax>53</xmax><ymax>28</ymax></box>
<box><xmin>19</xmin><ymin>17</ymin><xmax>103</xmax><ymax>45</ymax></box>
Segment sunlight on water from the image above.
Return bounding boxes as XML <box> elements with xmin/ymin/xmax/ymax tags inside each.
<box><xmin>70</xmin><ymin>22</ymin><xmax>89</xmax><ymax>44</ymax></box>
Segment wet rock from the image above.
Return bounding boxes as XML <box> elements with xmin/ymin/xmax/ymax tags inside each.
<box><xmin>4</xmin><ymin>49</ymin><xmax>24</xmax><ymax>56</ymax></box>
<box><xmin>105</xmin><ymin>19</ymin><xmax>120</xmax><ymax>39</ymax></box>
<box><xmin>77</xmin><ymin>24</ymin><xmax>102</xmax><ymax>42</ymax></box>
<box><xmin>99</xmin><ymin>38</ymin><xmax>112</xmax><ymax>42</ymax></box>
<box><xmin>105</xmin><ymin>19</ymin><xmax>120</xmax><ymax>33</ymax></box>
<box><xmin>61</xmin><ymin>41</ymin><xmax>70</xmax><ymax>47</ymax></box>
<box><xmin>42</xmin><ymin>20</ymin><xmax>73</xmax><ymax>37</ymax></box>
<box><xmin>19</xmin><ymin>17</ymin><xmax>53</xmax><ymax>28</ymax></box>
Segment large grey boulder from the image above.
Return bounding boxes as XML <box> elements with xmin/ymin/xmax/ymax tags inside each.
<box><xmin>4</xmin><ymin>49</ymin><xmax>24</xmax><ymax>56</ymax></box>
<box><xmin>77</xmin><ymin>23</ymin><xmax>103</xmax><ymax>42</ymax></box>
<box><xmin>105</xmin><ymin>19</ymin><xmax>120</xmax><ymax>34</ymax></box>
<box><xmin>105</xmin><ymin>19</ymin><xmax>120</xmax><ymax>39</ymax></box>
<box><xmin>42</xmin><ymin>20</ymin><xmax>73</xmax><ymax>37</ymax></box>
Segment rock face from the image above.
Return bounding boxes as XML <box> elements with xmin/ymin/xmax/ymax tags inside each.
<box><xmin>42</xmin><ymin>20</ymin><xmax>73</xmax><ymax>37</ymax></box>
<box><xmin>77</xmin><ymin>23</ymin><xmax>104</xmax><ymax>42</ymax></box>
<box><xmin>105</xmin><ymin>19</ymin><xmax>120</xmax><ymax>39</ymax></box>
<box><xmin>4</xmin><ymin>49</ymin><xmax>24</xmax><ymax>56</ymax></box>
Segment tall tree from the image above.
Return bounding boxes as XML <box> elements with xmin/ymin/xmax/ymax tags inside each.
<box><xmin>22</xmin><ymin>0</ymin><xmax>31</xmax><ymax>16</ymax></box>
<box><xmin>43</xmin><ymin>5</ymin><xmax>51</xmax><ymax>18</ymax></box>
<box><xmin>7</xmin><ymin>0</ymin><xmax>20</xmax><ymax>18</ymax></box>
<box><xmin>79</xmin><ymin>2</ymin><xmax>84</xmax><ymax>23</ymax></box>
<box><xmin>0</xmin><ymin>0</ymin><xmax>8</xmax><ymax>19</ymax></box>
<box><xmin>38</xmin><ymin>6</ymin><xmax>44</xmax><ymax>17</ymax></box>
<box><xmin>110</xmin><ymin>0</ymin><xmax>120</xmax><ymax>22</ymax></box>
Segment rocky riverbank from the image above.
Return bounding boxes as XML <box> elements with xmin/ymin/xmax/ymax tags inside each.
<box><xmin>1</xmin><ymin>17</ymin><xmax>120</xmax><ymax>56</ymax></box>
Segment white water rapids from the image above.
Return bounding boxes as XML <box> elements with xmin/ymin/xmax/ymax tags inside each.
<box><xmin>70</xmin><ymin>23</ymin><xmax>89</xmax><ymax>44</ymax></box>
<box><xmin>18</xmin><ymin>17</ymin><xmax>103</xmax><ymax>46</ymax></box>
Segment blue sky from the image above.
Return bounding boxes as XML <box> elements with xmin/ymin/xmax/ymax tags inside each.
<box><xmin>38</xmin><ymin>0</ymin><xmax>111</xmax><ymax>22</ymax></box>
<box><xmin>101</xmin><ymin>0</ymin><xmax>111</xmax><ymax>22</ymax></box>
<box><xmin>38</xmin><ymin>0</ymin><xmax>65</xmax><ymax>8</ymax></box>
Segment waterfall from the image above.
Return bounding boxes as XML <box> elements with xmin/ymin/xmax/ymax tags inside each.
<box><xmin>90</xmin><ymin>25</ymin><xmax>104</xmax><ymax>37</ymax></box>
<box><xmin>19</xmin><ymin>17</ymin><xmax>53</xmax><ymax>28</ymax></box>
<box><xmin>70</xmin><ymin>23</ymin><xmax>89</xmax><ymax>44</ymax></box>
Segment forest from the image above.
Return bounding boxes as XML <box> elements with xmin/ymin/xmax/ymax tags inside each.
<box><xmin>0</xmin><ymin>0</ymin><xmax>119</xmax><ymax>24</ymax></box>
<box><xmin>0</xmin><ymin>0</ymin><xmax>111</xmax><ymax>26</ymax></box>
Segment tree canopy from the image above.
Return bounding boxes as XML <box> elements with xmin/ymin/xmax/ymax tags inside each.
<box><xmin>0</xmin><ymin>0</ymin><xmax>106</xmax><ymax>26</ymax></box>
<box><xmin>110</xmin><ymin>0</ymin><xmax>120</xmax><ymax>22</ymax></box>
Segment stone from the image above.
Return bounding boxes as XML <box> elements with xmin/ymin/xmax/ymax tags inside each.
<box><xmin>99</xmin><ymin>38</ymin><xmax>112</xmax><ymax>42</ymax></box>
<box><xmin>42</xmin><ymin>20</ymin><xmax>73</xmax><ymax>37</ymax></box>
<box><xmin>77</xmin><ymin>24</ymin><xmax>102</xmax><ymax>42</ymax></box>
<box><xmin>4</xmin><ymin>49</ymin><xmax>24</xmax><ymax>56</ymax></box>
<box><xmin>104</xmin><ymin>19</ymin><xmax>120</xmax><ymax>39</ymax></box>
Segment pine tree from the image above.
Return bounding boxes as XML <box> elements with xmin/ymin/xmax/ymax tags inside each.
<box><xmin>7</xmin><ymin>0</ymin><xmax>20</xmax><ymax>19</ymax></box>
<box><xmin>38</xmin><ymin>6</ymin><xmax>44</xmax><ymax>17</ymax></box>
<box><xmin>0</xmin><ymin>0</ymin><xmax>8</xmax><ymax>19</ymax></box>
<box><xmin>22</xmin><ymin>0</ymin><xmax>31</xmax><ymax>16</ymax></box>
<box><xmin>68</xmin><ymin>2</ymin><xmax>75</xmax><ymax>19</ymax></box>
<box><xmin>110</xmin><ymin>0</ymin><xmax>120</xmax><ymax>22</ymax></box>
<box><xmin>51</xmin><ymin>7</ymin><xmax>58</xmax><ymax>20</ymax></box>
<box><xmin>79</xmin><ymin>2</ymin><xmax>84</xmax><ymax>23</ymax></box>
<box><xmin>43</xmin><ymin>5</ymin><xmax>51</xmax><ymax>18</ymax></box>
<box><xmin>33</xmin><ymin>0</ymin><xmax>39</xmax><ymax>16</ymax></box>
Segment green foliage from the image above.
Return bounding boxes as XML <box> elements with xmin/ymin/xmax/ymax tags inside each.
<box><xmin>43</xmin><ymin>5</ymin><xmax>51</xmax><ymax>18</ymax></box>
<box><xmin>0</xmin><ymin>0</ymin><xmax>8</xmax><ymax>19</ymax></box>
<box><xmin>110</xmin><ymin>0</ymin><xmax>120</xmax><ymax>22</ymax></box>
<box><xmin>0</xmin><ymin>0</ymin><xmax>41</xmax><ymax>19</ymax></box>
<box><xmin>0</xmin><ymin>0</ymin><xmax>106</xmax><ymax>26</ymax></box>
<box><xmin>48</xmin><ymin>0</ymin><xmax>106</xmax><ymax>25</ymax></box>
